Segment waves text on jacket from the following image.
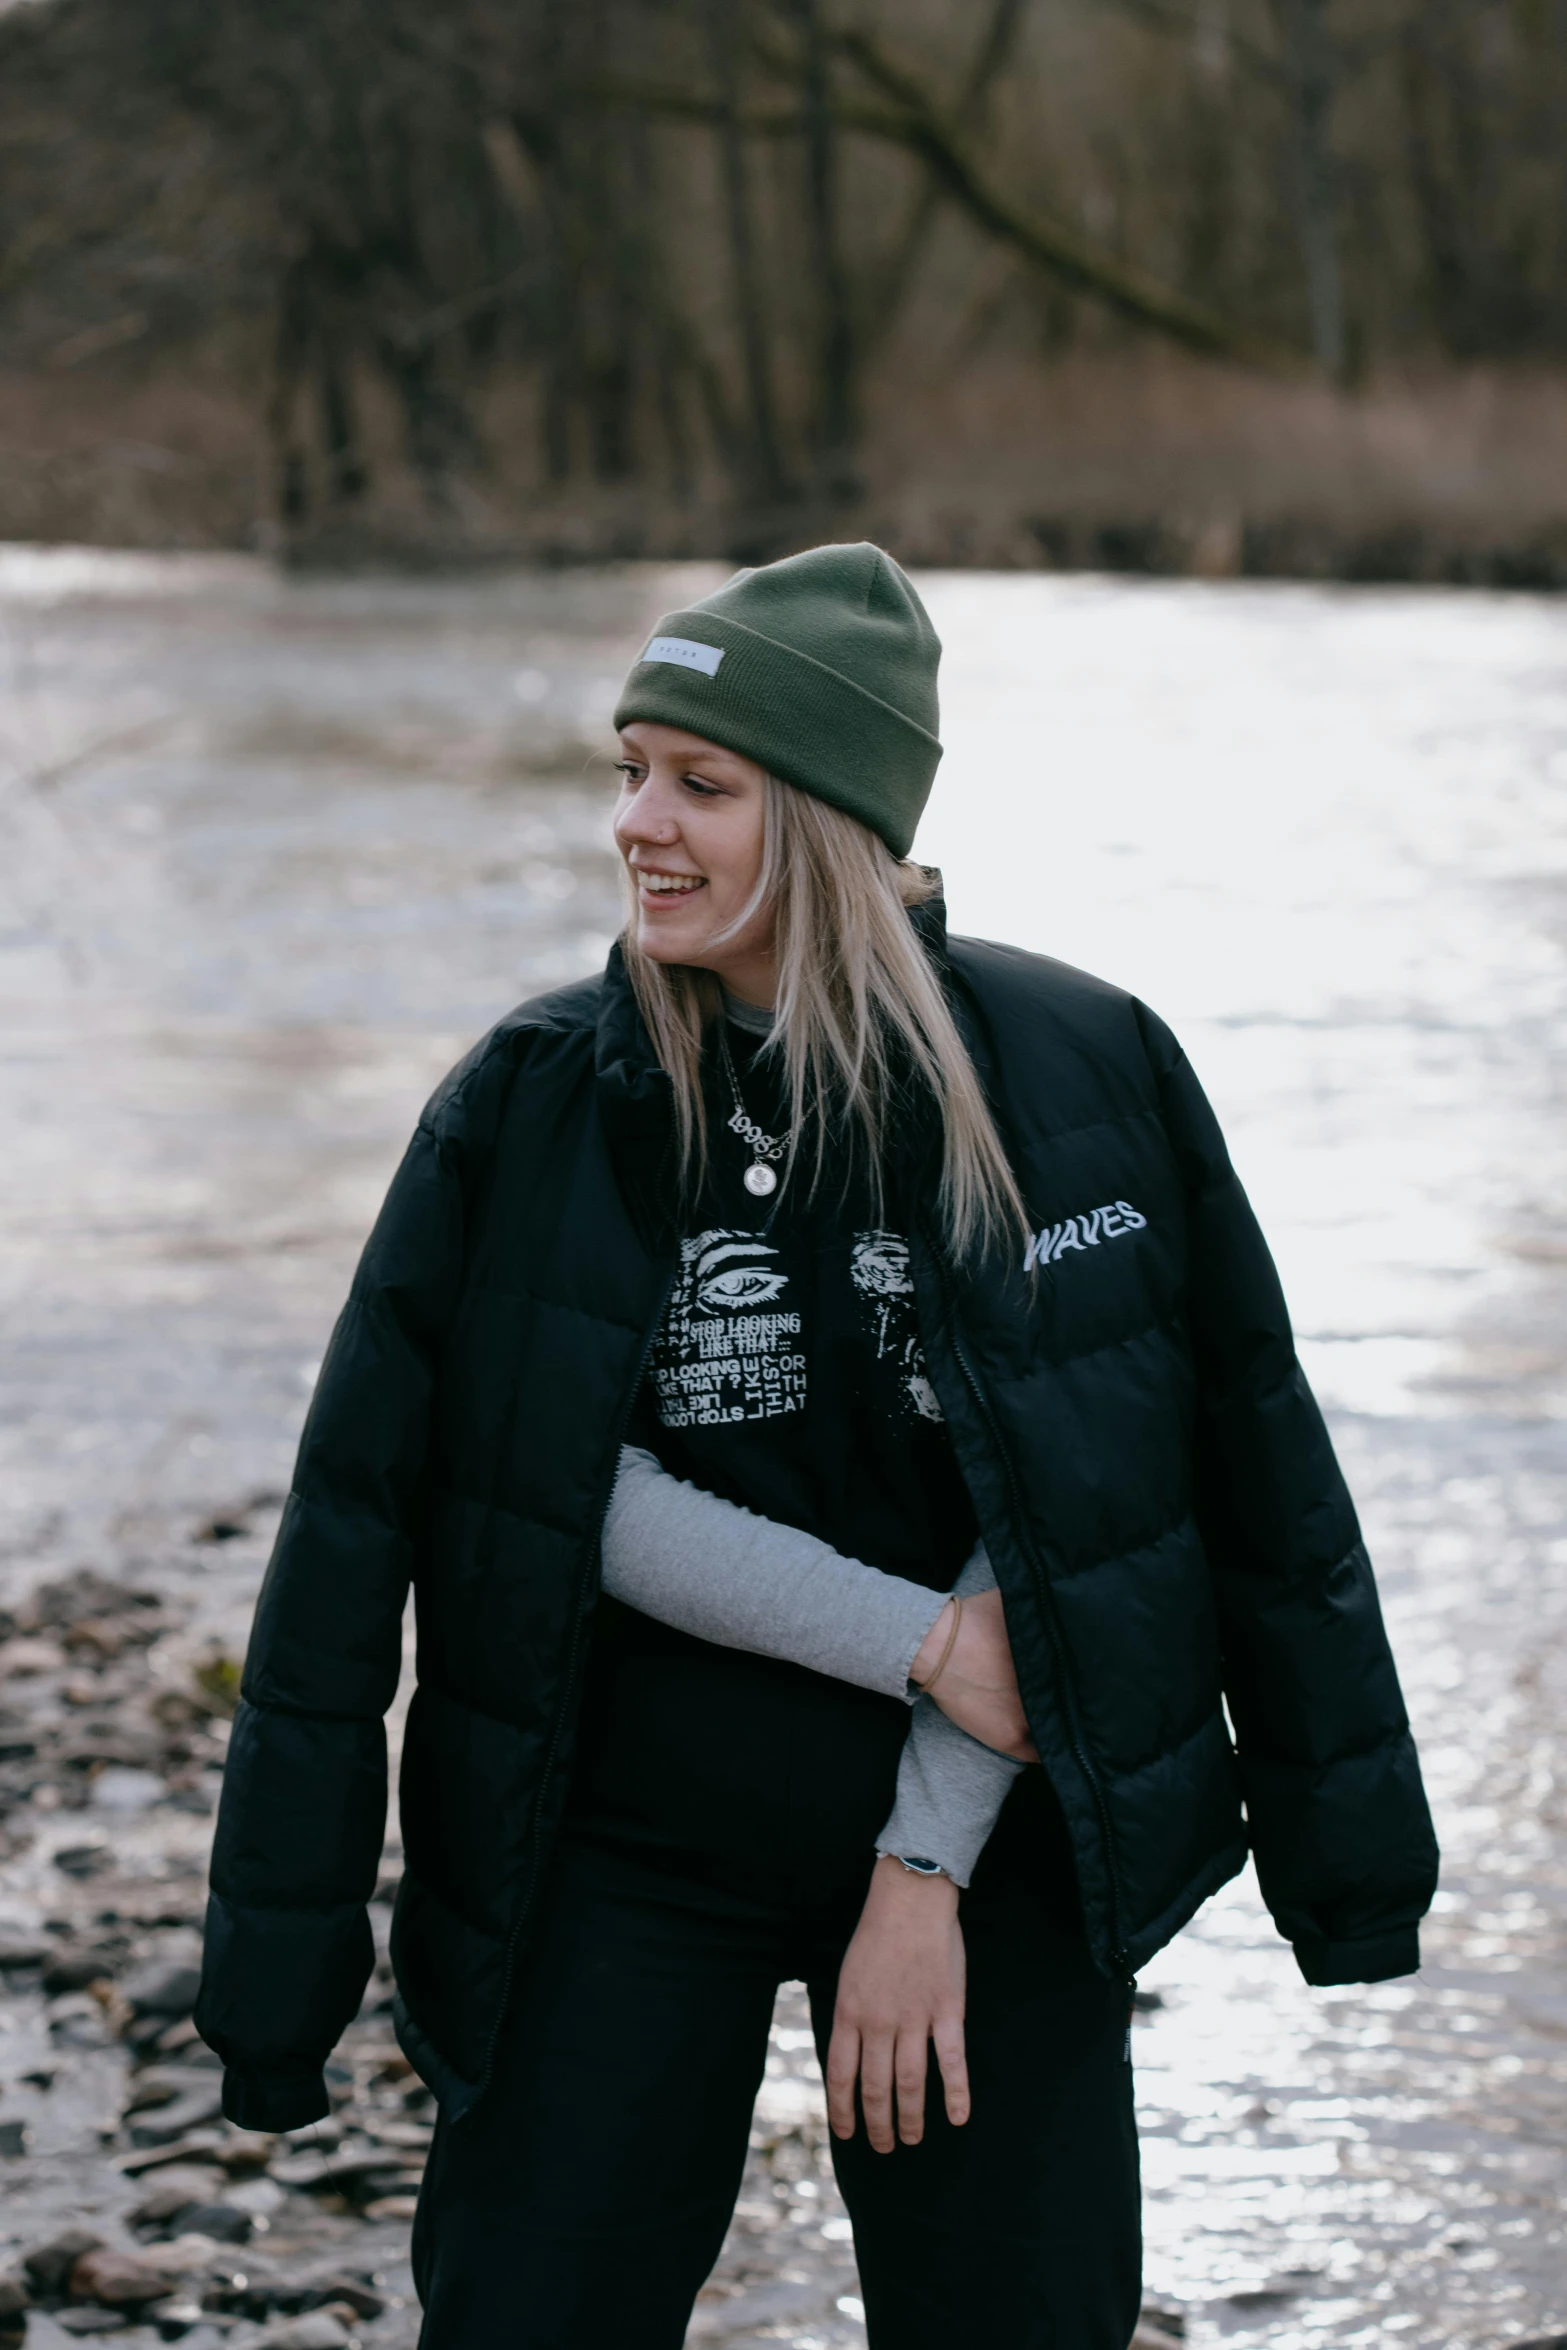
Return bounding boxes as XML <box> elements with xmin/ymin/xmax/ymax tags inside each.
<box><xmin>1023</xmin><ymin>1200</ymin><xmax>1147</xmax><ymax>1272</ymax></box>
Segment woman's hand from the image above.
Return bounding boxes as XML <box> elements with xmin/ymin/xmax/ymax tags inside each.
<box><xmin>911</xmin><ymin>1588</ymin><xmax>1038</xmax><ymax>1760</ymax></box>
<box><xmin>825</xmin><ymin>1856</ymin><xmax>969</xmax><ymax>2154</ymax></box>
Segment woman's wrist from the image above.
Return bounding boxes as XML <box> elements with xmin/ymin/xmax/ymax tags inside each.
<box><xmin>868</xmin><ymin>1851</ymin><xmax>960</xmax><ymax>1910</ymax></box>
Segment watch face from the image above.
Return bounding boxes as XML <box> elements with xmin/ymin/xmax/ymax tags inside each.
<box><xmin>897</xmin><ymin>1855</ymin><xmax>943</xmax><ymax>1875</ymax></box>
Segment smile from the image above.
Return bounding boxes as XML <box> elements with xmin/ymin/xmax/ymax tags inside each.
<box><xmin>636</xmin><ymin>870</ymin><xmax>706</xmax><ymax>896</ymax></box>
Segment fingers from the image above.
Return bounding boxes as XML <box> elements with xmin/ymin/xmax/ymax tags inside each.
<box><xmin>932</xmin><ymin>2013</ymin><xmax>971</xmax><ymax>2128</ymax></box>
<box><xmin>858</xmin><ymin>2028</ymin><xmax>896</xmax><ymax>2154</ymax></box>
<box><xmin>830</xmin><ymin>2021</ymin><xmax>963</xmax><ymax>2152</ymax></box>
<box><xmin>828</xmin><ymin>2011</ymin><xmax>904</xmax><ymax>2153</ymax></box>
<box><xmin>825</xmin><ymin>2016</ymin><xmax>861</xmax><ymax>2142</ymax></box>
<box><xmin>895</xmin><ymin>2027</ymin><xmax>930</xmax><ymax>2146</ymax></box>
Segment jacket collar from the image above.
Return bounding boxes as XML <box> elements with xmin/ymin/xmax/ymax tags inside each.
<box><xmin>594</xmin><ymin>936</ymin><xmax>667</xmax><ymax>1111</ymax></box>
<box><xmin>907</xmin><ymin>877</ymin><xmax>950</xmax><ymax>976</ymax></box>
<box><xmin>595</xmin><ymin>941</ymin><xmax>679</xmax><ymax>1251</ymax></box>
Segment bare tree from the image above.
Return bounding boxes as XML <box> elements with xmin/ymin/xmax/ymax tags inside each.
<box><xmin>785</xmin><ymin>0</ymin><xmax>859</xmax><ymax>501</ymax></box>
<box><xmin>705</xmin><ymin>0</ymin><xmax>792</xmax><ymax>506</ymax></box>
<box><xmin>1271</xmin><ymin>0</ymin><xmax>1347</xmax><ymax>379</ymax></box>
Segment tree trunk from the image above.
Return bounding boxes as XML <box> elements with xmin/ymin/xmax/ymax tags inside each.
<box><xmin>788</xmin><ymin>0</ymin><xmax>858</xmax><ymax>502</ymax></box>
<box><xmin>1272</xmin><ymin>0</ymin><xmax>1346</xmax><ymax>380</ymax></box>
<box><xmin>526</xmin><ymin>0</ymin><xmax>581</xmax><ymax>484</ymax></box>
<box><xmin>624</xmin><ymin>111</ymin><xmax>697</xmax><ymax>503</ymax></box>
<box><xmin>576</xmin><ymin>0</ymin><xmax>639</xmax><ymax>482</ymax></box>
<box><xmin>704</xmin><ymin>0</ymin><xmax>791</xmax><ymax>506</ymax></box>
<box><xmin>1399</xmin><ymin>16</ymin><xmax>1467</xmax><ymax>350</ymax></box>
<box><xmin>270</xmin><ymin>252</ymin><xmax>314</xmax><ymax>527</ymax></box>
<box><xmin>316</xmin><ymin>286</ymin><xmax>369</xmax><ymax>505</ymax></box>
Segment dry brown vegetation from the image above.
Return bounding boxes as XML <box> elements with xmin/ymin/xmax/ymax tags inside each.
<box><xmin>3</xmin><ymin>0</ymin><xmax>1567</xmax><ymax>575</ymax></box>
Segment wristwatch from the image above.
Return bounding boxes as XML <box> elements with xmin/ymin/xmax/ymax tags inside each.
<box><xmin>891</xmin><ymin>1854</ymin><xmax>945</xmax><ymax>1877</ymax></box>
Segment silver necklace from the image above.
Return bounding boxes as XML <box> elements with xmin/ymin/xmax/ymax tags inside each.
<box><xmin>719</xmin><ymin>1031</ymin><xmax>789</xmax><ymax>1197</ymax></box>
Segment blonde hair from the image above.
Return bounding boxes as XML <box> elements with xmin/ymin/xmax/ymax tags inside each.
<box><xmin>621</xmin><ymin>776</ymin><xmax>1028</xmax><ymax>1264</ymax></box>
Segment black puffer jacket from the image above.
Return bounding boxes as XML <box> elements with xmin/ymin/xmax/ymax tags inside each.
<box><xmin>195</xmin><ymin>905</ymin><xmax>1438</xmax><ymax>2131</ymax></box>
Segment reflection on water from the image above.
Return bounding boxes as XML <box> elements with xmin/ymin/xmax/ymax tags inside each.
<box><xmin>1</xmin><ymin>550</ymin><xmax>1564</xmax><ymax>2345</ymax></box>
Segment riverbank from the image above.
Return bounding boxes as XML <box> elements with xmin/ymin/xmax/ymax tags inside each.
<box><xmin>4</xmin><ymin>353</ymin><xmax>1567</xmax><ymax>586</ymax></box>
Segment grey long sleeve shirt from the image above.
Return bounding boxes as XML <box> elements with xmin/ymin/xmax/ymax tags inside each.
<box><xmin>604</xmin><ymin>1445</ymin><xmax>1023</xmax><ymax>1885</ymax></box>
<box><xmin>874</xmin><ymin>1541</ymin><xmax>1024</xmax><ymax>1885</ymax></box>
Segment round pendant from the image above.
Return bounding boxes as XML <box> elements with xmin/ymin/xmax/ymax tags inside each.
<box><xmin>743</xmin><ymin>1162</ymin><xmax>778</xmax><ymax>1197</ymax></box>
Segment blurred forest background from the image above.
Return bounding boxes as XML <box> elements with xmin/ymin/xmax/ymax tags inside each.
<box><xmin>3</xmin><ymin>0</ymin><xmax>1567</xmax><ymax>577</ymax></box>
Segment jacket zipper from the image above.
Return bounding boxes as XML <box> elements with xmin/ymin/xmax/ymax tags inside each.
<box><xmin>465</xmin><ymin>1257</ymin><xmax>679</xmax><ymax>2109</ymax></box>
<box><xmin>934</xmin><ymin>1251</ymin><xmax>1135</xmax><ymax>1988</ymax></box>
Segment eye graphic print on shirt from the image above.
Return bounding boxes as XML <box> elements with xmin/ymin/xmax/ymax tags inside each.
<box><xmin>651</xmin><ymin>1229</ymin><xmax>806</xmax><ymax>1427</ymax></box>
<box><xmin>849</xmin><ymin>1231</ymin><xmax>944</xmax><ymax>1423</ymax></box>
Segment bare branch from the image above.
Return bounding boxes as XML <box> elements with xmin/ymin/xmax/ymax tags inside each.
<box><xmin>862</xmin><ymin>0</ymin><xmax>1034</xmax><ymax>347</ymax></box>
<box><xmin>585</xmin><ymin>56</ymin><xmax>1292</xmax><ymax>366</ymax></box>
<box><xmin>831</xmin><ymin>27</ymin><xmax>1298</xmax><ymax>365</ymax></box>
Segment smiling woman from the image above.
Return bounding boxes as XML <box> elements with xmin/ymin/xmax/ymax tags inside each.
<box><xmin>195</xmin><ymin>543</ymin><xmax>1437</xmax><ymax>2350</ymax></box>
<box><xmin>614</xmin><ymin>721</ymin><xmax>774</xmax><ymax>993</ymax></box>
<box><xmin>613</xmin><ymin>712</ymin><xmax>1023</xmax><ymax>1254</ymax></box>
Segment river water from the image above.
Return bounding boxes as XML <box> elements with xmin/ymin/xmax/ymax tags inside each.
<box><xmin>0</xmin><ymin>550</ymin><xmax>1563</xmax><ymax>2348</ymax></box>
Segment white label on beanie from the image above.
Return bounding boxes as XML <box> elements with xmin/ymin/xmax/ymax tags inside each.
<box><xmin>643</xmin><ymin>635</ymin><xmax>725</xmax><ymax>677</ymax></box>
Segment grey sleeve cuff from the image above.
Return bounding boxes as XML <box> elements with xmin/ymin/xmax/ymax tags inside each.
<box><xmin>874</xmin><ymin>1537</ymin><xmax>1018</xmax><ymax>1887</ymax></box>
<box><xmin>876</xmin><ymin>1696</ymin><xmax>1024</xmax><ymax>1888</ymax></box>
<box><xmin>604</xmin><ymin>1446</ymin><xmax>948</xmax><ymax>1702</ymax></box>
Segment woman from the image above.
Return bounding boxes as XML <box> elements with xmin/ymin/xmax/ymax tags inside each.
<box><xmin>195</xmin><ymin>544</ymin><xmax>1438</xmax><ymax>2349</ymax></box>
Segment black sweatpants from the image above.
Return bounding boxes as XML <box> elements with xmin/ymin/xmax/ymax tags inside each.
<box><xmin>412</xmin><ymin>1773</ymin><xmax>1142</xmax><ymax>2350</ymax></box>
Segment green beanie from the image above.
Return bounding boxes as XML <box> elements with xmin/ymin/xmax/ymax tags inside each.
<box><xmin>612</xmin><ymin>542</ymin><xmax>941</xmax><ymax>859</ymax></box>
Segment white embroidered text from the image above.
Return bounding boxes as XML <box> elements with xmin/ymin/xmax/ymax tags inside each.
<box><xmin>1023</xmin><ymin>1200</ymin><xmax>1147</xmax><ymax>1272</ymax></box>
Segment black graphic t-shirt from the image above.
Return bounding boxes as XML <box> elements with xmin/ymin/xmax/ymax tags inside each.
<box><xmin>570</xmin><ymin>1023</ymin><xmax>979</xmax><ymax>1894</ymax></box>
<box><xmin>629</xmin><ymin>1012</ymin><xmax>976</xmax><ymax>1584</ymax></box>
<box><xmin>633</xmin><ymin>1205</ymin><xmax>972</xmax><ymax>1586</ymax></box>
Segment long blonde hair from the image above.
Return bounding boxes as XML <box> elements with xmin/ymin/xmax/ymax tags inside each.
<box><xmin>621</xmin><ymin>776</ymin><xmax>1028</xmax><ymax>1263</ymax></box>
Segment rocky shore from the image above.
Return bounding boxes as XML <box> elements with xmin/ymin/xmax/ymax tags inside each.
<box><xmin>0</xmin><ymin>1532</ymin><xmax>417</xmax><ymax>2350</ymax></box>
<box><xmin>0</xmin><ymin>1546</ymin><xmax>1189</xmax><ymax>2349</ymax></box>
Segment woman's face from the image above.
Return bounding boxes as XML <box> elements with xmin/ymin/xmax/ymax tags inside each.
<box><xmin>613</xmin><ymin>720</ymin><xmax>776</xmax><ymax>1000</ymax></box>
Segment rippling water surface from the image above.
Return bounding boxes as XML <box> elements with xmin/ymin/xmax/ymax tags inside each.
<box><xmin>1</xmin><ymin>550</ymin><xmax>1563</xmax><ymax>2347</ymax></box>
